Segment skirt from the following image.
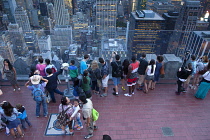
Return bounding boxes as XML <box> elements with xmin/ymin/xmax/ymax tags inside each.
<box><xmin>7</xmin><ymin>118</ymin><xmax>21</xmax><ymax>129</ymax></box>
<box><xmin>194</xmin><ymin>82</ymin><xmax>210</xmax><ymax>99</ymax></box>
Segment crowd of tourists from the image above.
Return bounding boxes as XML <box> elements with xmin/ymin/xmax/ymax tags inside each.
<box><xmin>0</xmin><ymin>52</ymin><xmax>209</xmax><ymax>139</ymax></box>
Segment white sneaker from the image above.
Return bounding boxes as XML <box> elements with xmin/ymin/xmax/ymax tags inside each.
<box><xmin>132</xmin><ymin>92</ymin><xmax>135</xmax><ymax>95</ymax></box>
<box><xmin>61</xmin><ymin>130</ymin><xmax>67</xmax><ymax>134</ymax></box>
<box><xmin>18</xmin><ymin>88</ymin><xmax>20</xmax><ymax>91</ymax></box>
<box><xmin>13</xmin><ymin>89</ymin><xmax>16</xmax><ymax>91</ymax></box>
<box><xmin>124</xmin><ymin>93</ymin><xmax>132</xmax><ymax>97</ymax></box>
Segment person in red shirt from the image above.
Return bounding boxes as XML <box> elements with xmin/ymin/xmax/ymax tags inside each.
<box><xmin>124</xmin><ymin>55</ymin><xmax>140</xmax><ymax>97</ymax></box>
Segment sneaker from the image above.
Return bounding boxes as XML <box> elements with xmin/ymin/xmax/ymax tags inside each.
<box><xmin>13</xmin><ymin>89</ymin><xmax>16</xmax><ymax>91</ymax></box>
<box><xmin>182</xmin><ymin>90</ymin><xmax>187</xmax><ymax>93</ymax></box>
<box><xmin>5</xmin><ymin>132</ymin><xmax>10</xmax><ymax>136</ymax></box>
<box><xmin>77</xmin><ymin>126</ymin><xmax>83</xmax><ymax>130</ymax></box>
<box><xmin>69</xmin><ymin>132</ymin><xmax>74</xmax><ymax>135</ymax></box>
<box><xmin>74</xmin><ymin>125</ymin><xmax>79</xmax><ymax>129</ymax></box>
<box><xmin>189</xmin><ymin>85</ymin><xmax>194</xmax><ymax>89</ymax></box>
<box><xmin>112</xmin><ymin>92</ymin><xmax>118</xmax><ymax>96</ymax></box>
<box><xmin>132</xmin><ymin>92</ymin><xmax>135</xmax><ymax>95</ymax></box>
<box><xmin>36</xmin><ymin>116</ymin><xmax>40</xmax><ymax>118</ymax></box>
<box><xmin>122</xmin><ymin>86</ymin><xmax>126</xmax><ymax>91</ymax></box>
<box><xmin>124</xmin><ymin>93</ymin><xmax>132</xmax><ymax>97</ymax></box>
<box><xmin>100</xmin><ymin>93</ymin><xmax>107</xmax><ymax>97</ymax></box>
<box><xmin>84</xmin><ymin>134</ymin><xmax>93</xmax><ymax>139</ymax></box>
<box><xmin>44</xmin><ymin>115</ymin><xmax>48</xmax><ymax>118</ymax></box>
<box><xmin>18</xmin><ymin>88</ymin><xmax>20</xmax><ymax>91</ymax></box>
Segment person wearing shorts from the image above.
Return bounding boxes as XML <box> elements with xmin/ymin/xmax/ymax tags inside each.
<box><xmin>99</xmin><ymin>58</ymin><xmax>109</xmax><ymax>97</ymax></box>
<box><xmin>110</xmin><ymin>53</ymin><xmax>122</xmax><ymax>96</ymax></box>
<box><xmin>124</xmin><ymin>55</ymin><xmax>139</xmax><ymax>97</ymax></box>
<box><xmin>137</xmin><ymin>53</ymin><xmax>148</xmax><ymax>90</ymax></box>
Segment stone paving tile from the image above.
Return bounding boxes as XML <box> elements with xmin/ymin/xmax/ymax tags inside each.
<box><xmin>0</xmin><ymin>79</ymin><xmax>210</xmax><ymax>140</ymax></box>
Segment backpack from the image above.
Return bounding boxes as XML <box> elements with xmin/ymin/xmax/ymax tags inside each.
<box><xmin>57</xmin><ymin>105</ymin><xmax>73</xmax><ymax>126</ymax></box>
<box><xmin>32</xmin><ymin>85</ymin><xmax>45</xmax><ymax>102</ymax></box>
<box><xmin>113</xmin><ymin>61</ymin><xmax>122</xmax><ymax>77</ymax></box>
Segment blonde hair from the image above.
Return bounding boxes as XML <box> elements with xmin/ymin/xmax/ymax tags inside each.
<box><xmin>91</xmin><ymin>60</ymin><xmax>99</xmax><ymax>70</ymax></box>
<box><xmin>202</xmin><ymin>56</ymin><xmax>209</xmax><ymax>63</ymax></box>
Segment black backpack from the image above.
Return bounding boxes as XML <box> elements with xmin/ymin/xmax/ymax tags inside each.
<box><xmin>113</xmin><ymin>61</ymin><xmax>122</xmax><ymax>77</ymax></box>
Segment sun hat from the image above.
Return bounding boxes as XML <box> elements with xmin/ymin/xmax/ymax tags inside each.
<box><xmin>30</xmin><ymin>75</ymin><xmax>41</xmax><ymax>84</ymax></box>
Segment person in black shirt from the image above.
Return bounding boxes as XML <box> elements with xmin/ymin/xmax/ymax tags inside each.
<box><xmin>110</xmin><ymin>53</ymin><xmax>122</xmax><ymax>96</ymax></box>
<box><xmin>44</xmin><ymin>68</ymin><xmax>64</xmax><ymax>103</ymax></box>
<box><xmin>176</xmin><ymin>63</ymin><xmax>192</xmax><ymax>95</ymax></box>
<box><xmin>137</xmin><ymin>53</ymin><xmax>148</xmax><ymax>90</ymax></box>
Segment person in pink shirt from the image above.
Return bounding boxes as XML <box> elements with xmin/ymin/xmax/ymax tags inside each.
<box><xmin>36</xmin><ymin>57</ymin><xmax>47</xmax><ymax>76</ymax></box>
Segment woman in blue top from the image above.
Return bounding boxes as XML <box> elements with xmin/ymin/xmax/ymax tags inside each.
<box><xmin>152</xmin><ymin>55</ymin><xmax>164</xmax><ymax>90</ymax></box>
<box><xmin>0</xmin><ymin>101</ymin><xmax>24</xmax><ymax>138</ymax></box>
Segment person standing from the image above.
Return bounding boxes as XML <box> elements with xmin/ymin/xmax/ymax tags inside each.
<box><xmin>151</xmin><ymin>55</ymin><xmax>164</xmax><ymax>90</ymax></box>
<box><xmin>194</xmin><ymin>62</ymin><xmax>210</xmax><ymax>99</ymax></box>
<box><xmin>124</xmin><ymin>55</ymin><xmax>140</xmax><ymax>97</ymax></box>
<box><xmin>59</xmin><ymin>96</ymin><xmax>74</xmax><ymax>135</ymax></box>
<box><xmin>121</xmin><ymin>59</ymin><xmax>130</xmax><ymax>91</ymax></box>
<box><xmin>25</xmin><ymin>75</ymin><xmax>48</xmax><ymax>117</ymax></box>
<box><xmin>184</xmin><ymin>55</ymin><xmax>196</xmax><ymax>92</ymax></box>
<box><xmin>0</xmin><ymin>101</ymin><xmax>24</xmax><ymax>138</ymax></box>
<box><xmin>44</xmin><ymin>68</ymin><xmax>64</xmax><ymax>103</ymax></box>
<box><xmin>16</xmin><ymin>104</ymin><xmax>32</xmax><ymax>129</ymax></box>
<box><xmin>81</xmin><ymin>70</ymin><xmax>92</xmax><ymax>99</ymax></box>
<box><xmin>88</xmin><ymin>60</ymin><xmax>101</xmax><ymax>95</ymax></box>
<box><xmin>36</xmin><ymin>57</ymin><xmax>47</xmax><ymax>77</ymax></box>
<box><xmin>99</xmin><ymin>58</ymin><xmax>109</xmax><ymax>97</ymax></box>
<box><xmin>80</xmin><ymin>54</ymin><xmax>89</xmax><ymax>75</ymax></box>
<box><xmin>137</xmin><ymin>53</ymin><xmax>148</xmax><ymax>90</ymax></box>
<box><xmin>44</xmin><ymin>59</ymin><xmax>57</xmax><ymax>75</ymax></box>
<box><xmin>69</xmin><ymin>60</ymin><xmax>79</xmax><ymax>83</ymax></box>
<box><xmin>176</xmin><ymin>63</ymin><xmax>192</xmax><ymax>95</ymax></box>
<box><xmin>79</xmin><ymin>95</ymin><xmax>98</xmax><ymax>139</ymax></box>
<box><xmin>144</xmin><ymin>59</ymin><xmax>156</xmax><ymax>93</ymax></box>
<box><xmin>2</xmin><ymin>59</ymin><xmax>20</xmax><ymax>91</ymax></box>
<box><xmin>110</xmin><ymin>53</ymin><xmax>122</xmax><ymax>96</ymax></box>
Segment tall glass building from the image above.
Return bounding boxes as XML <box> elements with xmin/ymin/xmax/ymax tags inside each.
<box><xmin>96</xmin><ymin>0</ymin><xmax>117</xmax><ymax>39</ymax></box>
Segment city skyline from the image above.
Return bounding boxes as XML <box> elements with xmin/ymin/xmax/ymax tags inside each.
<box><xmin>0</xmin><ymin>0</ymin><xmax>209</xmax><ymax>72</ymax></box>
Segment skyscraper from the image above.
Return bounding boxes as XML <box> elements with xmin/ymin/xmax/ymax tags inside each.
<box><xmin>14</xmin><ymin>6</ymin><xmax>31</xmax><ymax>32</ymax></box>
<box><xmin>54</xmin><ymin>0</ymin><xmax>67</xmax><ymax>25</ymax></box>
<box><xmin>2</xmin><ymin>0</ymin><xmax>17</xmax><ymax>23</ymax></box>
<box><xmin>128</xmin><ymin>10</ymin><xmax>165</xmax><ymax>56</ymax></box>
<box><xmin>96</xmin><ymin>0</ymin><xmax>117</xmax><ymax>39</ymax></box>
<box><xmin>167</xmin><ymin>1</ymin><xmax>202</xmax><ymax>57</ymax></box>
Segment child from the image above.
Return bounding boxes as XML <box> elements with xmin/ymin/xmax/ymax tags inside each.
<box><xmin>69</xmin><ymin>60</ymin><xmax>79</xmax><ymax>83</ymax></box>
<box><xmin>16</xmin><ymin>104</ymin><xmax>32</xmax><ymax>129</ymax></box>
<box><xmin>81</xmin><ymin>70</ymin><xmax>92</xmax><ymax>99</ymax></box>
<box><xmin>70</xmin><ymin>99</ymin><xmax>83</xmax><ymax>130</ymax></box>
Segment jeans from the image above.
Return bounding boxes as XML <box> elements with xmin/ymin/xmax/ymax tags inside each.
<box><xmin>20</xmin><ymin>117</ymin><xmax>32</xmax><ymax>129</ymax></box>
<box><xmin>91</xmin><ymin>80</ymin><xmax>99</xmax><ymax>91</ymax></box>
<box><xmin>76</xmin><ymin>113</ymin><xmax>83</xmax><ymax>127</ymax></box>
<box><xmin>36</xmin><ymin>97</ymin><xmax>48</xmax><ymax>116</ymax></box>
<box><xmin>47</xmin><ymin>88</ymin><xmax>64</xmax><ymax>102</ymax></box>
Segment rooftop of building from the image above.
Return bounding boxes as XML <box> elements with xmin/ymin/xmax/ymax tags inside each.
<box><xmin>132</xmin><ymin>10</ymin><xmax>165</xmax><ymax>21</ymax></box>
<box><xmin>0</xmin><ymin>79</ymin><xmax>209</xmax><ymax>139</ymax></box>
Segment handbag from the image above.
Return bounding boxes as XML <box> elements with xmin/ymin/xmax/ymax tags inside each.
<box><xmin>160</xmin><ymin>63</ymin><xmax>165</xmax><ymax>75</ymax></box>
<box><xmin>92</xmin><ymin>108</ymin><xmax>99</xmax><ymax>122</ymax></box>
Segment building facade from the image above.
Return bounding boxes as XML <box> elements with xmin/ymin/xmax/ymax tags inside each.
<box><xmin>128</xmin><ymin>10</ymin><xmax>165</xmax><ymax>56</ymax></box>
<box><xmin>96</xmin><ymin>0</ymin><xmax>117</xmax><ymax>39</ymax></box>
